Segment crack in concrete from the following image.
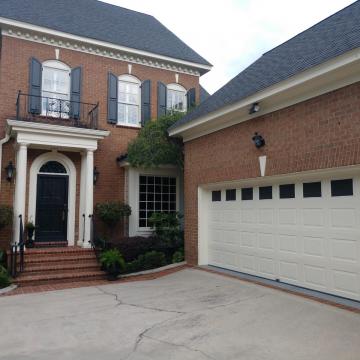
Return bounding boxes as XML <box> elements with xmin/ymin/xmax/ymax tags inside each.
<box><xmin>96</xmin><ymin>286</ymin><xmax>186</xmax><ymax>315</ymax></box>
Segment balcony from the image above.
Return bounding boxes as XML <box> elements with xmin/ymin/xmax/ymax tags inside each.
<box><xmin>15</xmin><ymin>91</ymin><xmax>99</xmax><ymax>130</ymax></box>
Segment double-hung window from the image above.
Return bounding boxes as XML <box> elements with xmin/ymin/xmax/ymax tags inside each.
<box><xmin>167</xmin><ymin>83</ymin><xmax>187</xmax><ymax>112</ymax></box>
<box><xmin>41</xmin><ymin>60</ymin><xmax>71</xmax><ymax>118</ymax></box>
<box><xmin>118</xmin><ymin>75</ymin><xmax>141</xmax><ymax>126</ymax></box>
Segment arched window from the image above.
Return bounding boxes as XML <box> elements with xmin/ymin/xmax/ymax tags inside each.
<box><xmin>39</xmin><ymin>161</ymin><xmax>67</xmax><ymax>174</ymax></box>
<box><xmin>41</xmin><ymin>60</ymin><xmax>71</xmax><ymax>118</ymax></box>
<box><xmin>118</xmin><ymin>74</ymin><xmax>141</xmax><ymax>126</ymax></box>
<box><xmin>167</xmin><ymin>83</ymin><xmax>187</xmax><ymax>112</ymax></box>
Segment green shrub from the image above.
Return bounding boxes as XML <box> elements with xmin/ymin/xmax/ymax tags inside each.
<box><xmin>172</xmin><ymin>248</ymin><xmax>184</xmax><ymax>263</ymax></box>
<box><xmin>100</xmin><ymin>249</ymin><xmax>126</xmax><ymax>272</ymax></box>
<box><xmin>0</xmin><ymin>266</ymin><xmax>10</xmax><ymax>289</ymax></box>
<box><xmin>0</xmin><ymin>205</ymin><xmax>13</xmax><ymax>230</ymax></box>
<box><xmin>95</xmin><ymin>201</ymin><xmax>131</xmax><ymax>227</ymax></box>
<box><xmin>148</xmin><ymin>212</ymin><xmax>183</xmax><ymax>250</ymax></box>
<box><xmin>126</xmin><ymin>250</ymin><xmax>166</xmax><ymax>273</ymax></box>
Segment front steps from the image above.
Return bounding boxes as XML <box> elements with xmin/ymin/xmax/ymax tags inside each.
<box><xmin>15</xmin><ymin>246</ymin><xmax>106</xmax><ymax>287</ymax></box>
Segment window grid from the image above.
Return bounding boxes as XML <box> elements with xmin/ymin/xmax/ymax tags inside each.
<box><xmin>118</xmin><ymin>79</ymin><xmax>140</xmax><ymax>126</ymax></box>
<box><xmin>139</xmin><ymin>175</ymin><xmax>176</xmax><ymax>228</ymax></box>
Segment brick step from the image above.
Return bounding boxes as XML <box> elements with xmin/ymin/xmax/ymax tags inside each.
<box><xmin>33</xmin><ymin>241</ymin><xmax>68</xmax><ymax>248</ymax></box>
<box><xmin>25</xmin><ymin>261</ymin><xmax>100</xmax><ymax>274</ymax></box>
<box><xmin>24</xmin><ymin>246</ymin><xmax>94</xmax><ymax>256</ymax></box>
<box><xmin>24</xmin><ymin>253</ymin><xmax>97</xmax><ymax>264</ymax></box>
<box><xmin>16</xmin><ymin>270</ymin><xmax>106</xmax><ymax>287</ymax></box>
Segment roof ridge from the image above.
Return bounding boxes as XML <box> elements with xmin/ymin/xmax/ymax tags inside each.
<box><xmin>95</xmin><ymin>0</ymin><xmax>154</xmax><ymax>18</ymax></box>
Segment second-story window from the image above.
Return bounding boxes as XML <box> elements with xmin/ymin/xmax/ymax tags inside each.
<box><xmin>118</xmin><ymin>74</ymin><xmax>141</xmax><ymax>127</ymax></box>
<box><xmin>41</xmin><ymin>60</ymin><xmax>71</xmax><ymax>118</ymax></box>
<box><xmin>167</xmin><ymin>83</ymin><xmax>187</xmax><ymax>112</ymax></box>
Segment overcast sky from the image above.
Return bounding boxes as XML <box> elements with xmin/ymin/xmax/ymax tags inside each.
<box><xmin>104</xmin><ymin>0</ymin><xmax>354</xmax><ymax>94</ymax></box>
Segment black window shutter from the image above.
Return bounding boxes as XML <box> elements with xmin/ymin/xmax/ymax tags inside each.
<box><xmin>186</xmin><ymin>88</ymin><xmax>196</xmax><ymax>110</ymax></box>
<box><xmin>28</xmin><ymin>57</ymin><xmax>42</xmax><ymax>114</ymax></box>
<box><xmin>141</xmin><ymin>79</ymin><xmax>151</xmax><ymax>126</ymax></box>
<box><xmin>107</xmin><ymin>72</ymin><xmax>118</xmax><ymax>123</ymax></box>
<box><xmin>157</xmin><ymin>81</ymin><xmax>167</xmax><ymax>118</ymax></box>
<box><xmin>70</xmin><ymin>67</ymin><xmax>81</xmax><ymax>119</ymax></box>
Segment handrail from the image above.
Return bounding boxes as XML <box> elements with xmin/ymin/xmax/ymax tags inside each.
<box><xmin>9</xmin><ymin>214</ymin><xmax>25</xmax><ymax>278</ymax></box>
<box><xmin>88</xmin><ymin>214</ymin><xmax>106</xmax><ymax>262</ymax></box>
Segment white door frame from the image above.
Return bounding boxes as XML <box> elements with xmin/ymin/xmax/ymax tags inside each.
<box><xmin>28</xmin><ymin>152</ymin><xmax>77</xmax><ymax>245</ymax></box>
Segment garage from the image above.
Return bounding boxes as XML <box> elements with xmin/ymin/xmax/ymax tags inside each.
<box><xmin>200</xmin><ymin>171</ymin><xmax>360</xmax><ymax>301</ymax></box>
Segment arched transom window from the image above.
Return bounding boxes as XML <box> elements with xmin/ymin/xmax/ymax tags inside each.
<box><xmin>39</xmin><ymin>161</ymin><xmax>67</xmax><ymax>174</ymax></box>
<box><xmin>118</xmin><ymin>74</ymin><xmax>141</xmax><ymax>126</ymax></box>
<box><xmin>167</xmin><ymin>83</ymin><xmax>187</xmax><ymax>112</ymax></box>
<box><xmin>41</xmin><ymin>60</ymin><xmax>71</xmax><ymax>117</ymax></box>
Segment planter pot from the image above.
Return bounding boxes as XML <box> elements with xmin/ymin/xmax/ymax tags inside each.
<box><xmin>105</xmin><ymin>263</ymin><xmax>121</xmax><ymax>281</ymax></box>
<box><xmin>25</xmin><ymin>228</ymin><xmax>35</xmax><ymax>248</ymax></box>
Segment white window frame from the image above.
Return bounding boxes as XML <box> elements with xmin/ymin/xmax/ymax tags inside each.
<box><xmin>118</xmin><ymin>74</ymin><xmax>141</xmax><ymax>127</ymax></box>
<box><xmin>167</xmin><ymin>83</ymin><xmax>187</xmax><ymax>112</ymax></box>
<box><xmin>41</xmin><ymin>60</ymin><xmax>71</xmax><ymax>118</ymax></box>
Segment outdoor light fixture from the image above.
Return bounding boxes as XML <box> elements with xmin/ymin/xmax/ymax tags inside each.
<box><xmin>249</xmin><ymin>102</ymin><xmax>260</xmax><ymax>114</ymax></box>
<box><xmin>93</xmin><ymin>166</ymin><xmax>100</xmax><ymax>185</ymax></box>
<box><xmin>252</xmin><ymin>132</ymin><xmax>265</xmax><ymax>148</ymax></box>
<box><xmin>5</xmin><ymin>161</ymin><xmax>15</xmax><ymax>182</ymax></box>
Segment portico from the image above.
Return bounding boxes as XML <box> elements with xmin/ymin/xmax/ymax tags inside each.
<box><xmin>6</xmin><ymin>119</ymin><xmax>109</xmax><ymax>247</ymax></box>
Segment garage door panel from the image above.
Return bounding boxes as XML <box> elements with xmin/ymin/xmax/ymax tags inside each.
<box><xmin>205</xmin><ymin>175</ymin><xmax>360</xmax><ymax>301</ymax></box>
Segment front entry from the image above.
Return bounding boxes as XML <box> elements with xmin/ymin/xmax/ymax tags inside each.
<box><xmin>35</xmin><ymin>174</ymin><xmax>69</xmax><ymax>242</ymax></box>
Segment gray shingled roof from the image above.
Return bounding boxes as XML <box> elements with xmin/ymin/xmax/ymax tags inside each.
<box><xmin>0</xmin><ymin>0</ymin><xmax>211</xmax><ymax>67</ymax></box>
<box><xmin>171</xmin><ymin>1</ymin><xmax>360</xmax><ymax>130</ymax></box>
<box><xmin>199</xmin><ymin>85</ymin><xmax>211</xmax><ymax>103</ymax></box>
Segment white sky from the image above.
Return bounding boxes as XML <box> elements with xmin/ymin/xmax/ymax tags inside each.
<box><xmin>104</xmin><ymin>0</ymin><xmax>354</xmax><ymax>94</ymax></box>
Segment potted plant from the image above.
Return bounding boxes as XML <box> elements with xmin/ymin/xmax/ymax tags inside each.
<box><xmin>25</xmin><ymin>221</ymin><xmax>36</xmax><ymax>248</ymax></box>
<box><xmin>100</xmin><ymin>249</ymin><xmax>125</xmax><ymax>280</ymax></box>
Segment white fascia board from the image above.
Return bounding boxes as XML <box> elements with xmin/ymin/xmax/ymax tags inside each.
<box><xmin>6</xmin><ymin>120</ymin><xmax>110</xmax><ymax>140</ymax></box>
<box><xmin>169</xmin><ymin>48</ymin><xmax>360</xmax><ymax>139</ymax></box>
<box><xmin>0</xmin><ymin>17</ymin><xmax>212</xmax><ymax>73</ymax></box>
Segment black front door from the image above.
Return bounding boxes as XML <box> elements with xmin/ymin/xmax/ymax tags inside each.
<box><xmin>35</xmin><ymin>175</ymin><xmax>69</xmax><ymax>242</ymax></box>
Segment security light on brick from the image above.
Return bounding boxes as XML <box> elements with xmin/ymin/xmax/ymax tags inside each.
<box><xmin>252</xmin><ymin>132</ymin><xmax>265</xmax><ymax>148</ymax></box>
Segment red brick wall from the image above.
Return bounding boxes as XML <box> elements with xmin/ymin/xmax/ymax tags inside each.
<box><xmin>0</xmin><ymin>35</ymin><xmax>200</xmax><ymax>249</ymax></box>
<box><xmin>184</xmin><ymin>82</ymin><xmax>360</xmax><ymax>265</ymax></box>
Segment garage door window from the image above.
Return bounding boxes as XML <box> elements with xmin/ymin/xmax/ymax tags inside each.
<box><xmin>212</xmin><ymin>191</ymin><xmax>221</xmax><ymax>202</ymax></box>
<box><xmin>279</xmin><ymin>184</ymin><xmax>295</xmax><ymax>199</ymax></box>
<box><xmin>303</xmin><ymin>181</ymin><xmax>322</xmax><ymax>198</ymax></box>
<box><xmin>241</xmin><ymin>188</ymin><xmax>253</xmax><ymax>200</ymax></box>
<box><xmin>139</xmin><ymin>175</ymin><xmax>176</xmax><ymax>228</ymax></box>
<box><xmin>259</xmin><ymin>186</ymin><xmax>272</xmax><ymax>200</ymax></box>
<box><xmin>331</xmin><ymin>179</ymin><xmax>353</xmax><ymax>197</ymax></box>
<box><xmin>226</xmin><ymin>189</ymin><xmax>236</xmax><ymax>201</ymax></box>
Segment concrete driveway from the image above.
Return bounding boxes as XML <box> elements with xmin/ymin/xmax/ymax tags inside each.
<box><xmin>1</xmin><ymin>268</ymin><xmax>359</xmax><ymax>360</ymax></box>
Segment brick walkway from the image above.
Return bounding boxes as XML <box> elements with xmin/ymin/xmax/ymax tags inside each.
<box><xmin>1</xmin><ymin>264</ymin><xmax>188</xmax><ymax>296</ymax></box>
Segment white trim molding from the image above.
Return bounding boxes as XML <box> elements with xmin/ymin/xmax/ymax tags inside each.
<box><xmin>28</xmin><ymin>152</ymin><xmax>77</xmax><ymax>245</ymax></box>
<box><xmin>169</xmin><ymin>47</ymin><xmax>360</xmax><ymax>141</ymax></box>
<box><xmin>0</xmin><ymin>18</ymin><xmax>211</xmax><ymax>76</ymax></box>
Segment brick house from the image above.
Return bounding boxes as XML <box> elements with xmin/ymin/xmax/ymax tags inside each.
<box><xmin>169</xmin><ymin>2</ymin><xmax>360</xmax><ymax>301</ymax></box>
<box><xmin>0</xmin><ymin>0</ymin><xmax>211</xmax><ymax>252</ymax></box>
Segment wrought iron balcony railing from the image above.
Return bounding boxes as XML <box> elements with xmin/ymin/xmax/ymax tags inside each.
<box><xmin>16</xmin><ymin>91</ymin><xmax>99</xmax><ymax>129</ymax></box>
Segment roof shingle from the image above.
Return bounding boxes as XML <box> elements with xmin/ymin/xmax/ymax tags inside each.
<box><xmin>171</xmin><ymin>1</ymin><xmax>360</xmax><ymax>130</ymax></box>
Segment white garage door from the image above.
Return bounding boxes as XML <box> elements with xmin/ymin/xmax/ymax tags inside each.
<box><xmin>205</xmin><ymin>175</ymin><xmax>360</xmax><ymax>301</ymax></box>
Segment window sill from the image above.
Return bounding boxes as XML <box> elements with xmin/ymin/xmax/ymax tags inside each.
<box><xmin>115</xmin><ymin>123</ymin><xmax>142</xmax><ymax>130</ymax></box>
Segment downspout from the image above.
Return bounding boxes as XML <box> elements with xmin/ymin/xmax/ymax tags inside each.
<box><xmin>0</xmin><ymin>132</ymin><xmax>10</xmax><ymax>192</ymax></box>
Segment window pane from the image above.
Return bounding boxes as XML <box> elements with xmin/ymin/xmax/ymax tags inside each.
<box><xmin>226</xmin><ymin>189</ymin><xmax>236</xmax><ymax>201</ymax></box>
<box><xmin>138</xmin><ymin>175</ymin><xmax>177</xmax><ymax>228</ymax></box>
<box><xmin>167</xmin><ymin>89</ymin><xmax>186</xmax><ymax>111</ymax></box>
<box><xmin>42</xmin><ymin>67</ymin><xmax>69</xmax><ymax>94</ymax></box>
<box><xmin>303</xmin><ymin>182</ymin><xmax>322</xmax><ymax>198</ymax></box>
<box><xmin>259</xmin><ymin>186</ymin><xmax>272</xmax><ymax>200</ymax></box>
<box><xmin>331</xmin><ymin>179</ymin><xmax>353</xmax><ymax>197</ymax></box>
<box><xmin>241</xmin><ymin>188</ymin><xmax>253</xmax><ymax>200</ymax></box>
<box><xmin>279</xmin><ymin>184</ymin><xmax>295</xmax><ymax>199</ymax></box>
<box><xmin>212</xmin><ymin>191</ymin><xmax>221</xmax><ymax>202</ymax></box>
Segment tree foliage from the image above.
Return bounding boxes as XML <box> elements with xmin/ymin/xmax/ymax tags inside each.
<box><xmin>127</xmin><ymin>113</ymin><xmax>184</xmax><ymax>169</ymax></box>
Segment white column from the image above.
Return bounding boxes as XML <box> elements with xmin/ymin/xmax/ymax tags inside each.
<box><xmin>78</xmin><ymin>152</ymin><xmax>87</xmax><ymax>247</ymax></box>
<box><xmin>13</xmin><ymin>143</ymin><xmax>28</xmax><ymax>244</ymax></box>
<box><xmin>83</xmin><ymin>149</ymin><xmax>94</xmax><ymax>248</ymax></box>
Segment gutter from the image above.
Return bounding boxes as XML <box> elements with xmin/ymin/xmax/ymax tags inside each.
<box><xmin>0</xmin><ymin>132</ymin><xmax>10</xmax><ymax>191</ymax></box>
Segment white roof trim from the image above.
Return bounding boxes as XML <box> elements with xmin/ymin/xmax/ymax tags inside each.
<box><xmin>169</xmin><ymin>47</ymin><xmax>360</xmax><ymax>140</ymax></box>
<box><xmin>0</xmin><ymin>17</ymin><xmax>211</xmax><ymax>75</ymax></box>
